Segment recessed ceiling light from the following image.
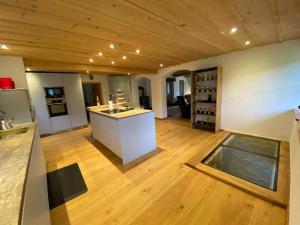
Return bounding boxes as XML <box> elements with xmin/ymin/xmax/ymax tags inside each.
<box><xmin>160</xmin><ymin>64</ymin><xmax>164</xmax><ymax>67</ymax></box>
<box><xmin>109</xmin><ymin>44</ymin><xmax>114</xmax><ymax>49</ymax></box>
<box><xmin>127</xmin><ymin>72</ymin><xmax>130</xmax><ymax>75</ymax></box>
<box><xmin>26</xmin><ymin>68</ymin><xmax>31</xmax><ymax>71</ymax></box>
<box><xmin>135</xmin><ymin>49</ymin><xmax>140</xmax><ymax>54</ymax></box>
<box><xmin>245</xmin><ymin>40</ymin><xmax>251</xmax><ymax>45</ymax></box>
<box><xmin>1</xmin><ymin>44</ymin><xmax>8</xmax><ymax>50</ymax></box>
<box><xmin>122</xmin><ymin>56</ymin><xmax>127</xmax><ymax>60</ymax></box>
<box><xmin>86</xmin><ymin>70</ymin><xmax>90</xmax><ymax>74</ymax></box>
<box><xmin>111</xmin><ymin>61</ymin><xmax>115</xmax><ymax>65</ymax></box>
<box><xmin>230</xmin><ymin>27</ymin><xmax>237</xmax><ymax>34</ymax></box>
<box><xmin>89</xmin><ymin>58</ymin><xmax>94</xmax><ymax>63</ymax></box>
<box><xmin>98</xmin><ymin>52</ymin><xmax>103</xmax><ymax>56</ymax></box>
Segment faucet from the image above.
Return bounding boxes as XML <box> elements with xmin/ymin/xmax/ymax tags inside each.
<box><xmin>0</xmin><ymin>110</ymin><xmax>13</xmax><ymax>130</ymax></box>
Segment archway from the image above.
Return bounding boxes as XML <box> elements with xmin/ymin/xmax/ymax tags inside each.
<box><xmin>136</xmin><ymin>77</ymin><xmax>152</xmax><ymax>109</ymax></box>
<box><xmin>162</xmin><ymin>70</ymin><xmax>192</xmax><ymax>119</ymax></box>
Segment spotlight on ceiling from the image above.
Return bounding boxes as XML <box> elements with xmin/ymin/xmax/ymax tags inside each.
<box><xmin>1</xmin><ymin>44</ymin><xmax>9</xmax><ymax>50</ymax></box>
<box><xmin>230</xmin><ymin>27</ymin><xmax>237</xmax><ymax>34</ymax></box>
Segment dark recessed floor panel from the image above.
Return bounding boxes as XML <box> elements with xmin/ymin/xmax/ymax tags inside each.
<box><xmin>202</xmin><ymin>134</ymin><xmax>280</xmax><ymax>191</ymax></box>
<box><xmin>47</xmin><ymin>163</ymin><xmax>88</xmax><ymax>209</ymax></box>
<box><xmin>222</xmin><ymin>134</ymin><xmax>279</xmax><ymax>158</ymax></box>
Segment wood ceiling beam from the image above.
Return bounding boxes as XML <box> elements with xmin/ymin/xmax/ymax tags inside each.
<box><xmin>2</xmin><ymin>46</ymin><xmax>159</xmax><ymax>70</ymax></box>
<box><xmin>24</xmin><ymin>59</ymin><xmax>157</xmax><ymax>75</ymax></box>
<box><xmin>0</xmin><ymin>20</ymin><xmax>196</xmax><ymax>64</ymax></box>
<box><xmin>0</xmin><ymin>38</ymin><xmax>182</xmax><ymax>66</ymax></box>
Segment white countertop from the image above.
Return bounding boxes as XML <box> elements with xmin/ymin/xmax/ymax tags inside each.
<box><xmin>87</xmin><ymin>105</ymin><xmax>153</xmax><ymax>119</ymax></box>
<box><xmin>0</xmin><ymin>123</ymin><xmax>36</xmax><ymax>225</ymax></box>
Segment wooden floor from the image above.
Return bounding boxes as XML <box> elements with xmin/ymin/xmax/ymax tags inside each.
<box><xmin>42</xmin><ymin>118</ymin><xmax>287</xmax><ymax>225</ymax></box>
<box><xmin>167</xmin><ymin>106</ymin><xmax>181</xmax><ymax>118</ymax></box>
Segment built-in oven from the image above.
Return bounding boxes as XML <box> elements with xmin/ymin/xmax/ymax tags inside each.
<box><xmin>44</xmin><ymin>87</ymin><xmax>65</xmax><ymax>98</ymax></box>
<box><xmin>46</xmin><ymin>98</ymin><xmax>68</xmax><ymax>117</ymax></box>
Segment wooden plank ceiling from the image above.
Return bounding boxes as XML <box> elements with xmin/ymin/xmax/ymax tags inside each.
<box><xmin>0</xmin><ymin>0</ymin><xmax>299</xmax><ymax>75</ymax></box>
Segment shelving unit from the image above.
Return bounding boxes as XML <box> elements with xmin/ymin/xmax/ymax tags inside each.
<box><xmin>115</xmin><ymin>89</ymin><xmax>129</xmax><ymax>107</ymax></box>
<box><xmin>191</xmin><ymin>67</ymin><xmax>222</xmax><ymax>132</ymax></box>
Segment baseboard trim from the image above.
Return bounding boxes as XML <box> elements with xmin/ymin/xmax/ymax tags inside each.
<box><xmin>40</xmin><ymin>125</ymin><xmax>88</xmax><ymax>137</ymax></box>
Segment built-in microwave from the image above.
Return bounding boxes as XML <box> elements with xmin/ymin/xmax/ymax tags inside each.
<box><xmin>46</xmin><ymin>99</ymin><xmax>68</xmax><ymax>117</ymax></box>
<box><xmin>44</xmin><ymin>87</ymin><xmax>65</xmax><ymax>98</ymax></box>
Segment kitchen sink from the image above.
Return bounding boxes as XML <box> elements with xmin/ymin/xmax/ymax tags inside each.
<box><xmin>100</xmin><ymin>108</ymin><xmax>134</xmax><ymax>114</ymax></box>
<box><xmin>0</xmin><ymin>127</ymin><xmax>29</xmax><ymax>139</ymax></box>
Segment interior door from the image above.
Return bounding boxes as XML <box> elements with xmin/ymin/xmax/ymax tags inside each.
<box><xmin>92</xmin><ymin>83</ymin><xmax>103</xmax><ymax>105</ymax></box>
<box><xmin>166</xmin><ymin>78</ymin><xmax>175</xmax><ymax>106</ymax></box>
<box><xmin>179</xmin><ymin>80</ymin><xmax>184</xmax><ymax>96</ymax></box>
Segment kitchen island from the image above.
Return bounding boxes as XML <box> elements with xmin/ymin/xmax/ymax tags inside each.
<box><xmin>88</xmin><ymin>106</ymin><xmax>157</xmax><ymax>165</ymax></box>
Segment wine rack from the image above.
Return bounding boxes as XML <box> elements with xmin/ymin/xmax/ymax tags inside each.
<box><xmin>191</xmin><ymin>67</ymin><xmax>222</xmax><ymax>132</ymax></box>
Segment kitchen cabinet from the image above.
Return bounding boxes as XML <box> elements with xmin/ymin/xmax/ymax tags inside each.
<box><xmin>21</xmin><ymin>128</ymin><xmax>51</xmax><ymax>225</ymax></box>
<box><xmin>50</xmin><ymin>115</ymin><xmax>71</xmax><ymax>132</ymax></box>
<box><xmin>26</xmin><ymin>73</ymin><xmax>52</xmax><ymax>135</ymax></box>
<box><xmin>63</xmin><ymin>74</ymin><xmax>88</xmax><ymax>128</ymax></box>
<box><xmin>41</xmin><ymin>73</ymin><xmax>63</xmax><ymax>87</ymax></box>
<box><xmin>0</xmin><ymin>89</ymin><xmax>32</xmax><ymax>123</ymax></box>
<box><xmin>27</xmin><ymin>73</ymin><xmax>87</xmax><ymax>134</ymax></box>
<box><xmin>89</xmin><ymin>108</ymin><xmax>156</xmax><ymax>165</ymax></box>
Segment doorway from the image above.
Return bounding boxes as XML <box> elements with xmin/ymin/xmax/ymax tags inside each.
<box><xmin>165</xmin><ymin>70</ymin><xmax>192</xmax><ymax>119</ymax></box>
<box><xmin>82</xmin><ymin>82</ymin><xmax>103</xmax><ymax>121</ymax></box>
<box><xmin>137</xmin><ymin>78</ymin><xmax>152</xmax><ymax>109</ymax></box>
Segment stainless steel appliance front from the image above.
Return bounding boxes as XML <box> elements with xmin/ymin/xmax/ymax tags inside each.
<box><xmin>47</xmin><ymin>98</ymin><xmax>68</xmax><ymax>117</ymax></box>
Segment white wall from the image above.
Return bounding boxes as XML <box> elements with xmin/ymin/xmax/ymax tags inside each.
<box><xmin>141</xmin><ymin>39</ymin><xmax>300</xmax><ymax>140</ymax></box>
<box><xmin>80</xmin><ymin>74</ymin><xmax>109</xmax><ymax>104</ymax></box>
<box><xmin>173</xmin><ymin>76</ymin><xmax>191</xmax><ymax>97</ymax></box>
<box><xmin>289</xmin><ymin>118</ymin><xmax>300</xmax><ymax>225</ymax></box>
<box><xmin>132</xmin><ymin>74</ymin><xmax>160</xmax><ymax>115</ymax></box>
<box><xmin>0</xmin><ymin>56</ymin><xmax>28</xmax><ymax>88</ymax></box>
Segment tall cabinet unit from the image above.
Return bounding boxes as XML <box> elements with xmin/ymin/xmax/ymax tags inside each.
<box><xmin>63</xmin><ymin>74</ymin><xmax>88</xmax><ymax>128</ymax></box>
<box><xmin>191</xmin><ymin>67</ymin><xmax>222</xmax><ymax>132</ymax></box>
<box><xmin>26</xmin><ymin>73</ymin><xmax>88</xmax><ymax>135</ymax></box>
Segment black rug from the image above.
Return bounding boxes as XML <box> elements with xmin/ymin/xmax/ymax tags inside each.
<box><xmin>47</xmin><ymin>163</ymin><xmax>88</xmax><ymax>209</ymax></box>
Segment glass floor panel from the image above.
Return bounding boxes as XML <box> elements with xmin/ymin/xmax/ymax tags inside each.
<box><xmin>223</xmin><ymin>134</ymin><xmax>279</xmax><ymax>158</ymax></box>
<box><xmin>202</xmin><ymin>134</ymin><xmax>280</xmax><ymax>191</ymax></box>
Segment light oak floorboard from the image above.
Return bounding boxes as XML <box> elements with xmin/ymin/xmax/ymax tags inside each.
<box><xmin>42</xmin><ymin>118</ymin><xmax>287</xmax><ymax>225</ymax></box>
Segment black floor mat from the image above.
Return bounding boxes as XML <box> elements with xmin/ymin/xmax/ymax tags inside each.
<box><xmin>47</xmin><ymin>163</ymin><xmax>88</xmax><ymax>209</ymax></box>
